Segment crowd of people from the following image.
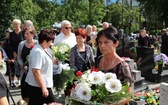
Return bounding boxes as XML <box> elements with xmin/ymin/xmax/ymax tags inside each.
<box><xmin>0</xmin><ymin>18</ymin><xmax>166</xmax><ymax>105</ymax></box>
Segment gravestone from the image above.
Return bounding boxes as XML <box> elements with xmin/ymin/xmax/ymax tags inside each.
<box><xmin>136</xmin><ymin>47</ymin><xmax>168</xmax><ymax>83</ymax></box>
<box><xmin>125</xmin><ymin>59</ymin><xmax>145</xmax><ymax>92</ymax></box>
<box><xmin>136</xmin><ymin>46</ymin><xmax>155</xmax><ymax>74</ymax></box>
<box><xmin>160</xmin><ymin>82</ymin><xmax>168</xmax><ymax>105</ymax></box>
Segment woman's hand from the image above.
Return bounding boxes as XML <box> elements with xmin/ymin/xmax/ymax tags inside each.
<box><xmin>23</xmin><ymin>66</ymin><xmax>28</xmax><ymax>74</ymax></box>
<box><xmin>41</xmin><ymin>87</ymin><xmax>49</xmax><ymax>98</ymax></box>
<box><xmin>53</xmin><ymin>58</ymin><xmax>58</xmax><ymax>64</ymax></box>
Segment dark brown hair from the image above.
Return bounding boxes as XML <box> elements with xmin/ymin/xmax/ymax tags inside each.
<box><xmin>38</xmin><ymin>29</ymin><xmax>55</xmax><ymax>44</ymax></box>
<box><xmin>96</xmin><ymin>26</ymin><xmax>119</xmax><ymax>44</ymax></box>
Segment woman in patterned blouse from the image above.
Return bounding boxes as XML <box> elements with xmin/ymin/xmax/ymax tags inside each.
<box><xmin>70</xmin><ymin>28</ymin><xmax>95</xmax><ymax>72</ymax></box>
<box><xmin>95</xmin><ymin>26</ymin><xmax>134</xmax><ymax>105</ymax></box>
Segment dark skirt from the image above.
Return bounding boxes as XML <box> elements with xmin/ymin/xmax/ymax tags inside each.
<box><xmin>28</xmin><ymin>85</ymin><xmax>55</xmax><ymax>105</ymax></box>
<box><xmin>21</xmin><ymin>73</ymin><xmax>29</xmax><ymax>98</ymax></box>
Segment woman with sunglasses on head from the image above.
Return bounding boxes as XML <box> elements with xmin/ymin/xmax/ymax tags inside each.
<box><xmin>25</xmin><ymin>29</ymin><xmax>56</xmax><ymax>105</ymax></box>
<box><xmin>95</xmin><ymin>27</ymin><xmax>134</xmax><ymax>105</ymax></box>
<box><xmin>17</xmin><ymin>26</ymin><xmax>38</xmax><ymax>103</ymax></box>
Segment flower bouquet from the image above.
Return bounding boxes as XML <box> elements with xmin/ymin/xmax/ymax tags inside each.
<box><xmin>154</xmin><ymin>53</ymin><xmax>168</xmax><ymax>73</ymax></box>
<box><xmin>53</xmin><ymin>63</ymin><xmax>76</xmax><ymax>97</ymax></box>
<box><xmin>51</xmin><ymin>43</ymin><xmax>70</xmax><ymax>63</ymax></box>
<box><xmin>65</xmin><ymin>68</ymin><xmax>131</xmax><ymax>105</ymax></box>
<box><xmin>154</xmin><ymin>53</ymin><xmax>168</xmax><ymax>65</ymax></box>
<box><xmin>51</xmin><ymin>43</ymin><xmax>76</xmax><ymax>97</ymax></box>
<box><xmin>0</xmin><ymin>60</ymin><xmax>6</xmax><ymax>70</ymax></box>
<box><xmin>134</xmin><ymin>88</ymin><xmax>160</xmax><ymax>105</ymax></box>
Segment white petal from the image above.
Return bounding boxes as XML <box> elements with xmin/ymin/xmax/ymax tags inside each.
<box><xmin>88</xmin><ymin>71</ymin><xmax>104</xmax><ymax>84</ymax></box>
<box><xmin>105</xmin><ymin>79</ymin><xmax>122</xmax><ymax>93</ymax></box>
<box><xmin>76</xmin><ymin>86</ymin><xmax>91</xmax><ymax>101</ymax></box>
<box><xmin>104</xmin><ymin>73</ymin><xmax>117</xmax><ymax>81</ymax></box>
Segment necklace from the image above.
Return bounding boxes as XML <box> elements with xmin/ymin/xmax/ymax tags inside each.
<box><xmin>77</xmin><ymin>45</ymin><xmax>85</xmax><ymax>52</ymax></box>
<box><xmin>102</xmin><ymin>57</ymin><xmax>117</xmax><ymax>70</ymax></box>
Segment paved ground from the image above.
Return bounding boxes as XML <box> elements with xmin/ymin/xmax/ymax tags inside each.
<box><xmin>1</xmin><ymin>68</ymin><xmax>65</xmax><ymax>105</ymax></box>
<box><xmin>1</xmin><ymin>67</ymin><xmax>161</xmax><ymax>105</ymax></box>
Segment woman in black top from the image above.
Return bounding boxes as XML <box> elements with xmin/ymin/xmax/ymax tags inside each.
<box><xmin>9</xmin><ymin>19</ymin><xmax>23</xmax><ymax>87</ymax></box>
<box><xmin>138</xmin><ymin>29</ymin><xmax>150</xmax><ymax>47</ymax></box>
<box><xmin>17</xmin><ymin>26</ymin><xmax>38</xmax><ymax>103</ymax></box>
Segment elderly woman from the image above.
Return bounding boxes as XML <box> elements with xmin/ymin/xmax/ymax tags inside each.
<box><xmin>70</xmin><ymin>28</ymin><xmax>95</xmax><ymax>72</ymax></box>
<box><xmin>17</xmin><ymin>26</ymin><xmax>38</xmax><ymax>103</ymax></box>
<box><xmin>86</xmin><ymin>25</ymin><xmax>93</xmax><ymax>46</ymax></box>
<box><xmin>138</xmin><ymin>29</ymin><xmax>150</xmax><ymax>47</ymax></box>
<box><xmin>9</xmin><ymin>19</ymin><xmax>23</xmax><ymax>87</ymax></box>
<box><xmin>25</xmin><ymin>29</ymin><xmax>55</xmax><ymax>105</ymax></box>
<box><xmin>95</xmin><ymin>27</ymin><xmax>134</xmax><ymax>105</ymax></box>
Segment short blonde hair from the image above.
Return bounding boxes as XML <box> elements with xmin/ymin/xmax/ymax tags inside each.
<box><xmin>25</xmin><ymin>25</ymin><xmax>36</xmax><ymax>35</ymax></box>
<box><xmin>92</xmin><ymin>25</ymin><xmax>97</xmax><ymax>30</ymax></box>
<box><xmin>12</xmin><ymin>19</ymin><xmax>21</xmax><ymax>26</ymax></box>
<box><xmin>140</xmin><ymin>29</ymin><xmax>146</xmax><ymax>33</ymax></box>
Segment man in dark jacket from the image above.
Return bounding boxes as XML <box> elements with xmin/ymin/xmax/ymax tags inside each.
<box><xmin>161</xmin><ymin>28</ymin><xmax>168</xmax><ymax>56</ymax></box>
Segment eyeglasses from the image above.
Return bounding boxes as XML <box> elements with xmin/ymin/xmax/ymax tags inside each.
<box><xmin>64</xmin><ymin>27</ymin><xmax>72</xmax><ymax>29</ymax></box>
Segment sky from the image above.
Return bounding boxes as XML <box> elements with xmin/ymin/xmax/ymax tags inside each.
<box><xmin>111</xmin><ymin>0</ymin><xmax>117</xmax><ymax>2</ymax></box>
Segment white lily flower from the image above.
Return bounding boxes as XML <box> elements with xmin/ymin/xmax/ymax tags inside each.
<box><xmin>59</xmin><ymin>45</ymin><xmax>69</xmax><ymax>54</ymax></box>
<box><xmin>105</xmin><ymin>79</ymin><xmax>122</xmax><ymax>93</ymax></box>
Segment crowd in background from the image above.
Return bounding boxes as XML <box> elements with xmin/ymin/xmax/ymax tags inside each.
<box><xmin>0</xmin><ymin>18</ymin><xmax>167</xmax><ymax>105</ymax></box>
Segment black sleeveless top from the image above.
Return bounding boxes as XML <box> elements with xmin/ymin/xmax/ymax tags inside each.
<box><xmin>21</xmin><ymin>45</ymin><xmax>32</xmax><ymax>67</ymax></box>
<box><xmin>79</xmin><ymin>51</ymin><xmax>91</xmax><ymax>72</ymax></box>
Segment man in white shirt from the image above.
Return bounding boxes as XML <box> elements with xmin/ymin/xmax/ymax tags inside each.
<box><xmin>53</xmin><ymin>20</ymin><xmax>76</xmax><ymax>48</ymax></box>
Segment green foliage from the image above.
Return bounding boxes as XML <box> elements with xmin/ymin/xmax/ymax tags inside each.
<box><xmin>67</xmin><ymin>70</ymin><xmax>131</xmax><ymax>105</ymax></box>
<box><xmin>105</xmin><ymin>82</ymin><xmax>131</xmax><ymax>104</ymax></box>
<box><xmin>0</xmin><ymin>0</ymin><xmax>13</xmax><ymax>39</ymax></box>
<box><xmin>53</xmin><ymin>68</ymin><xmax>76</xmax><ymax>97</ymax></box>
<box><xmin>0</xmin><ymin>0</ymin><xmax>165</xmax><ymax>37</ymax></box>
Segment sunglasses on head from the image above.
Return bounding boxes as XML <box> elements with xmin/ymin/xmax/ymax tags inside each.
<box><xmin>64</xmin><ymin>27</ymin><xmax>71</xmax><ymax>29</ymax></box>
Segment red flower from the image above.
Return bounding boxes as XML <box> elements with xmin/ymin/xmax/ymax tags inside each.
<box><xmin>30</xmin><ymin>45</ymin><xmax>34</xmax><ymax>49</ymax></box>
<box><xmin>91</xmin><ymin>67</ymin><xmax>99</xmax><ymax>73</ymax></box>
<box><xmin>155</xmin><ymin>88</ymin><xmax>160</xmax><ymax>93</ymax></box>
<box><xmin>67</xmin><ymin>85</ymin><xmax>76</xmax><ymax>96</ymax></box>
<box><xmin>76</xmin><ymin>71</ymin><xmax>83</xmax><ymax>77</ymax></box>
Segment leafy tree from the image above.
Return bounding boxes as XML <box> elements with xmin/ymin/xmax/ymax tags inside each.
<box><xmin>137</xmin><ymin>0</ymin><xmax>168</xmax><ymax>29</ymax></box>
<box><xmin>11</xmin><ymin>0</ymin><xmax>41</xmax><ymax>28</ymax></box>
<box><xmin>0</xmin><ymin>0</ymin><xmax>14</xmax><ymax>39</ymax></box>
<box><xmin>58</xmin><ymin>0</ymin><xmax>106</xmax><ymax>27</ymax></box>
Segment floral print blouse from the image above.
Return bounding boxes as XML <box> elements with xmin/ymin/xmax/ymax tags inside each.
<box><xmin>95</xmin><ymin>56</ymin><xmax>134</xmax><ymax>86</ymax></box>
